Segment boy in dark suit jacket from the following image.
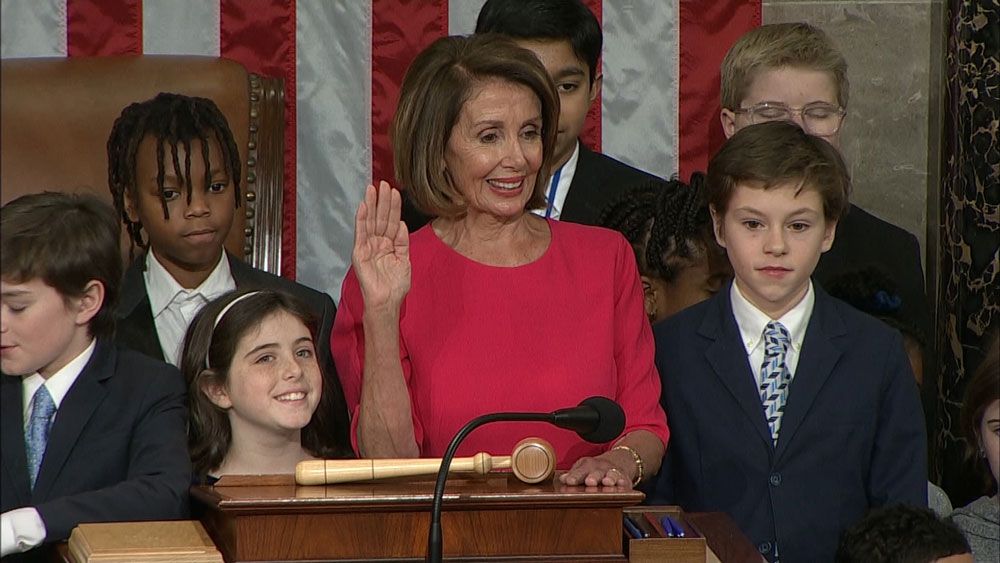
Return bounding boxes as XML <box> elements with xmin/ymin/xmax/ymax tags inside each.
<box><xmin>402</xmin><ymin>0</ymin><xmax>660</xmax><ymax>230</ymax></box>
<box><xmin>649</xmin><ymin>121</ymin><xmax>926</xmax><ymax>562</ymax></box>
<box><xmin>718</xmin><ymin>22</ymin><xmax>929</xmax><ymax>340</ymax></box>
<box><xmin>1</xmin><ymin>193</ymin><xmax>190</xmax><ymax>561</ymax></box>
<box><xmin>106</xmin><ymin>93</ymin><xmax>350</xmax><ymax>450</ymax></box>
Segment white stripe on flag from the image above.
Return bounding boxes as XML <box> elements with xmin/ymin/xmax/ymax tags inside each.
<box><xmin>295</xmin><ymin>0</ymin><xmax>373</xmax><ymax>302</ymax></box>
<box><xmin>602</xmin><ymin>1</ymin><xmax>678</xmax><ymax>178</ymax></box>
<box><xmin>0</xmin><ymin>0</ymin><xmax>67</xmax><ymax>58</ymax></box>
<box><xmin>448</xmin><ymin>0</ymin><xmax>486</xmax><ymax>35</ymax></box>
<box><xmin>143</xmin><ymin>0</ymin><xmax>219</xmax><ymax>56</ymax></box>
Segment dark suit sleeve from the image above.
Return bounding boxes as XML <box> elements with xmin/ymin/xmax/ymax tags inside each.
<box><xmin>867</xmin><ymin>331</ymin><xmax>927</xmax><ymax>508</ymax></box>
<box><xmin>897</xmin><ymin>231</ymin><xmax>930</xmax><ymax>338</ymax></box>
<box><xmin>34</xmin><ymin>366</ymin><xmax>190</xmax><ymax>541</ymax></box>
<box><xmin>314</xmin><ymin>292</ymin><xmax>353</xmax><ymax>452</ymax></box>
<box><xmin>644</xmin><ymin>323</ymin><xmax>677</xmax><ymax>505</ymax></box>
<box><xmin>316</xmin><ymin>292</ymin><xmax>338</xmax><ymax>382</ymax></box>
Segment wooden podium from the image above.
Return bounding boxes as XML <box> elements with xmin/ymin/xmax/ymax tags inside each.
<box><xmin>48</xmin><ymin>474</ymin><xmax>757</xmax><ymax>562</ymax></box>
<box><xmin>192</xmin><ymin>473</ymin><xmax>641</xmax><ymax>562</ymax></box>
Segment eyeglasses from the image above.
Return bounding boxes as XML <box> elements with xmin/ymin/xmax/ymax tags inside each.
<box><xmin>733</xmin><ymin>102</ymin><xmax>847</xmax><ymax>136</ymax></box>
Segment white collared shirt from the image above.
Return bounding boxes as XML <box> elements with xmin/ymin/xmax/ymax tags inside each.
<box><xmin>531</xmin><ymin>141</ymin><xmax>580</xmax><ymax>220</ymax></box>
<box><xmin>2</xmin><ymin>339</ymin><xmax>96</xmax><ymax>557</ymax></box>
<box><xmin>144</xmin><ymin>250</ymin><xmax>236</xmax><ymax>366</ymax></box>
<box><xmin>730</xmin><ymin>280</ymin><xmax>815</xmax><ymax>388</ymax></box>
<box><xmin>21</xmin><ymin>339</ymin><xmax>96</xmax><ymax>427</ymax></box>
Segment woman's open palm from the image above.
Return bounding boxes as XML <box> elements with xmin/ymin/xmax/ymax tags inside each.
<box><xmin>352</xmin><ymin>181</ymin><xmax>411</xmax><ymax>309</ymax></box>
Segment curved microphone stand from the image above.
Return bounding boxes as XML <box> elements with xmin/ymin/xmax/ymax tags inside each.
<box><xmin>426</xmin><ymin>411</ymin><xmax>550</xmax><ymax>563</ymax></box>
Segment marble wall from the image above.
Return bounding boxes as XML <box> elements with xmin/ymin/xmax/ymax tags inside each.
<box><xmin>763</xmin><ymin>0</ymin><xmax>947</xmax><ymax>283</ymax></box>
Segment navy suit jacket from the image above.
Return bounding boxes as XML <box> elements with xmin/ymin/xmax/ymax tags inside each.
<box><xmin>559</xmin><ymin>144</ymin><xmax>662</xmax><ymax>225</ymax></box>
<box><xmin>114</xmin><ymin>252</ymin><xmax>352</xmax><ymax>450</ymax></box>
<box><xmin>649</xmin><ymin>283</ymin><xmax>926</xmax><ymax>562</ymax></box>
<box><xmin>401</xmin><ymin>143</ymin><xmax>661</xmax><ymax>230</ymax></box>
<box><xmin>1</xmin><ymin>339</ymin><xmax>190</xmax><ymax>561</ymax></box>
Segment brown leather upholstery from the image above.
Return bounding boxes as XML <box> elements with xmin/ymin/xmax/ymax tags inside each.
<box><xmin>0</xmin><ymin>56</ymin><xmax>284</xmax><ymax>273</ymax></box>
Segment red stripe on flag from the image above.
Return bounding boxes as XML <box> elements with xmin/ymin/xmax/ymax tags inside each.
<box><xmin>220</xmin><ymin>0</ymin><xmax>298</xmax><ymax>279</ymax></box>
<box><xmin>581</xmin><ymin>0</ymin><xmax>602</xmax><ymax>153</ymax></box>
<box><xmin>371</xmin><ymin>0</ymin><xmax>449</xmax><ymax>188</ymax></box>
<box><xmin>677</xmin><ymin>0</ymin><xmax>760</xmax><ymax>180</ymax></box>
<box><xmin>66</xmin><ymin>0</ymin><xmax>141</xmax><ymax>57</ymax></box>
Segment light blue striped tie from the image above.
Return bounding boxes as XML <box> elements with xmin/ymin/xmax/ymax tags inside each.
<box><xmin>25</xmin><ymin>385</ymin><xmax>56</xmax><ymax>489</ymax></box>
<box><xmin>758</xmin><ymin>321</ymin><xmax>792</xmax><ymax>444</ymax></box>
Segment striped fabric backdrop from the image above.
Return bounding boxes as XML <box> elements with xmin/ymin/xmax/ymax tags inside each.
<box><xmin>0</xmin><ymin>0</ymin><xmax>760</xmax><ymax>302</ymax></box>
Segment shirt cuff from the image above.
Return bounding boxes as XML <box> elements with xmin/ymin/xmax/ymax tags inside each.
<box><xmin>1</xmin><ymin>507</ymin><xmax>47</xmax><ymax>556</ymax></box>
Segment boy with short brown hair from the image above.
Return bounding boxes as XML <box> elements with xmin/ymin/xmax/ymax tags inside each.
<box><xmin>717</xmin><ymin>22</ymin><xmax>928</xmax><ymax>340</ymax></box>
<box><xmin>1</xmin><ymin>192</ymin><xmax>189</xmax><ymax>560</ymax></box>
<box><xmin>650</xmin><ymin>121</ymin><xmax>926</xmax><ymax>562</ymax></box>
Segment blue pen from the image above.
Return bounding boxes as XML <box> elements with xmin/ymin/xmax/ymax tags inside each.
<box><xmin>659</xmin><ymin>515</ymin><xmax>676</xmax><ymax>537</ymax></box>
<box><xmin>662</xmin><ymin>515</ymin><xmax>686</xmax><ymax>538</ymax></box>
<box><xmin>623</xmin><ymin>515</ymin><xmax>645</xmax><ymax>539</ymax></box>
<box><xmin>625</xmin><ymin>514</ymin><xmax>651</xmax><ymax>538</ymax></box>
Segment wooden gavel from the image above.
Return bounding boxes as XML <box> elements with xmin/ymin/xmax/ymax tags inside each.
<box><xmin>296</xmin><ymin>437</ymin><xmax>556</xmax><ymax>485</ymax></box>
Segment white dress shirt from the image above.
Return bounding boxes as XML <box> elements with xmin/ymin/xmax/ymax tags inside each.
<box><xmin>1</xmin><ymin>339</ymin><xmax>96</xmax><ymax>557</ymax></box>
<box><xmin>144</xmin><ymin>251</ymin><xmax>236</xmax><ymax>365</ymax></box>
<box><xmin>730</xmin><ymin>281</ymin><xmax>815</xmax><ymax>389</ymax></box>
<box><xmin>531</xmin><ymin>140</ymin><xmax>580</xmax><ymax>220</ymax></box>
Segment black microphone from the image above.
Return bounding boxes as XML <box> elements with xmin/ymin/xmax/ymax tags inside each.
<box><xmin>551</xmin><ymin>396</ymin><xmax>626</xmax><ymax>443</ymax></box>
<box><xmin>426</xmin><ymin>397</ymin><xmax>625</xmax><ymax>562</ymax></box>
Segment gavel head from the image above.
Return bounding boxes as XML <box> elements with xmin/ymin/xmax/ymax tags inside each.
<box><xmin>510</xmin><ymin>437</ymin><xmax>557</xmax><ymax>484</ymax></box>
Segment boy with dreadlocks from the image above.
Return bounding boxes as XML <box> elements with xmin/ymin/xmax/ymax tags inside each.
<box><xmin>599</xmin><ymin>173</ymin><xmax>730</xmax><ymax>324</ymax></box>
<box><xmin>107</xmin><ymin>93</ymin><xmax>350</xmax><ymax>450</ymax></box>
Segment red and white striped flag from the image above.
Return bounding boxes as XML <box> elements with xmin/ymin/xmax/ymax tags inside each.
<box><xmin>1</xmin><ymin>0</ymin><xmax>759</xmax><ymax>301</ymax></box>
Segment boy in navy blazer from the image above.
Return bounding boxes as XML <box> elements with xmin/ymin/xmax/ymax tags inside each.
<box><xmin>1</xmin><ymin>193</ymin><xmax>190</xmax><ymax>561</ymax></box>
<box><xmin>649</xmin><ymin>121</ymin><xmax>926</xmax><ymax>562</ymax></box>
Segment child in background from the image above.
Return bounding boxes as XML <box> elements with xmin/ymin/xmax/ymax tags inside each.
<box><xmin>826</xmin><ymin>268</ymin><xmax>926</xmax><ymax>384</ymax></box>
<box><xmin>835</xmin><ymin>505</ymin><xmax>972</xmax><ymax>563</ymax></box>
<box><xmin>180</xmin><ymin>290</ymin><xmax>352</xmax><ymax>480</ymax></box>
<box><xmin>718</xmin><ymin>22</ymin><xmax>929</xmax><ymax>342</ymax></box>
<box><xmin>599</xmin><ymin>174</ymin><xmax>730</xmax><ymax>324</ymax></box>
<box><xmin>1</xmin><ymin>193</ymin><xmax>189</xmax><ymax>559</ymax></box>
<box><xmin>106</xmin><ymin>93</ymin><xmax>350</xmax><ymax>450</ymax></box>
<box><xmin>951</xmin><ymin>333</ymin><xmax>1000</xmax><ymax>563</ymax></box>
<box><xmin>649</xmin><ymin>121</ymin><xmax>926</xmax><ymax>562</ymax></box>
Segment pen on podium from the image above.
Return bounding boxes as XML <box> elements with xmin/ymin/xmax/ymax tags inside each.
<box><xmin>626</xmin><ymin>514</ymin><xmax>652</xmax><ymax>538</ymax></box>
<box><xmin>661</xmin><ymin>515</ymin><xmax>686</xmax><ymax>538</ymax></box>
<box><xmin>623</xmin><ymin>514</ymin><xmax>646</xmax><ymax>539</ymax></box>
<box><xmin>659</xmin><ymin>515</ymin><xmax>675</xmax><ymax>537</ymax></box>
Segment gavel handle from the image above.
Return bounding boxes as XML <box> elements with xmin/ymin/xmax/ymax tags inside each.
<box><xmin>296</xmin><ymin>453</ymin><xmax>512</xmax><ymax>485</ymax></box>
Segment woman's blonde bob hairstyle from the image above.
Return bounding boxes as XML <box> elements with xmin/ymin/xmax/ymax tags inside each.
<box><xmin>391</xmin><ymin>33</ymin><xmax>560</xmax><ymax>219</ymax></box>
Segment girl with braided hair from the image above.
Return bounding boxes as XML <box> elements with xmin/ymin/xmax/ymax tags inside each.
<box><xmin>600</xmin><ymin>173</ymin><xmax>730</xmax><ymax>324</ymax></box>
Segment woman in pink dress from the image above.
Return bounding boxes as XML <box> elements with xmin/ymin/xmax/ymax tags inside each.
<box><xmin>332</xmin><ymin>34</ymin><xmax>667</xmax><ymax>488</ymax></box>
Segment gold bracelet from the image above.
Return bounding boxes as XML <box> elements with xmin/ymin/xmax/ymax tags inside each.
<box><xmin>611</xmin><ymin>445</ymin><xmax>643</xmax><ymax>486</ymax></box>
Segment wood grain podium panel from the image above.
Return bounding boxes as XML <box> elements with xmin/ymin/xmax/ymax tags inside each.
<box><xmin>193</xmin><ymin>474</ymin><xmax>643</xmax><ymax>562</ymax></box>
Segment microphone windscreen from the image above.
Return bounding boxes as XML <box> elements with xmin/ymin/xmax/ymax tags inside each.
<box><xmin>578</xmin><ymin>396</ymin><xmax>625</xmax><ymax>443</ymax></box>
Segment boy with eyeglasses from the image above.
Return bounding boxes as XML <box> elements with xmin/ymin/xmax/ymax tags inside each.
<box><xmin>718</xmin><ymin>22</ymin><xmax>929</xmax><ymax>342</ymax></box>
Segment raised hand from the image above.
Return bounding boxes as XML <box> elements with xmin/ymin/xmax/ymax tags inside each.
<box><xmin>352</xmin><ymin>181</ymin><xmax>411</xmax><ymax>312</ymax></box>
